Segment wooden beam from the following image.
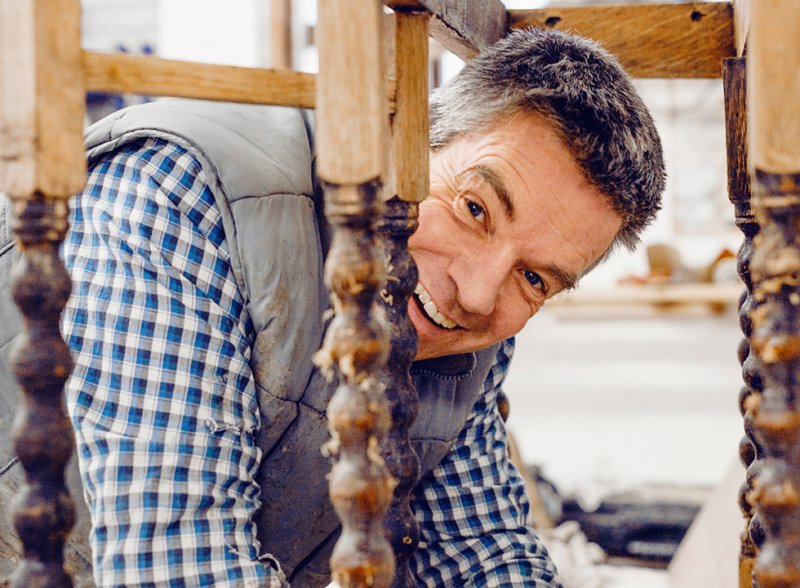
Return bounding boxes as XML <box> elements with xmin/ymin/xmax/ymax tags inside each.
<box><xmin>0</xmin><ymin>0</ymin><xmax>85</xmax><ymax>197</ymax></box>
<box><xmin>734</xmin><ymin>0</ymin><xmax>751</xmax><ymax>56</ymax></box>
<box><xmin>509</xmin><ymin>3</ymin><xmax>734</xmax><ymax>79</ymax></box>
<box><xmin>82</xmin><ymin>51</ymin><xmax>316</xmax><ymax>109</ymax></box>
<box><xmin>83</xmin><ymin>51</ymin><xmax>399</xmax><ymax>114</ymax></box>
<box><xmin>387</xmin><ymin>0</ymin><xmax>505</xmax><ymax>60</ymax></box>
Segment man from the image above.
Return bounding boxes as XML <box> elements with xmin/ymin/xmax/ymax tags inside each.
<box><xmin>0</xmin><ymin>28</ymin><xmax>663</xmax><ymax>586</ymax></box>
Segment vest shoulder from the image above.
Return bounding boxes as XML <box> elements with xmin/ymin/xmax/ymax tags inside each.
<box><xmin>85</xmin><ymin>99</ymin><xmax>316</xmax><ymax>201</ymax></box>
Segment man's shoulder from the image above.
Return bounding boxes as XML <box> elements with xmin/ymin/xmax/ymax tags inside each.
<box><xmin>86</xmin><ymin>99</ymin><xmax>316</xmax><ymax>202</ymax></box>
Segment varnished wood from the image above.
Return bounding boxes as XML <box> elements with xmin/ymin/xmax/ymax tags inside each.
<box><xmin>0</xmin><ymin>0</ymin><xmax>85</xmax><ymax>198</ymax></box>
<box><xmin>722</xmin><ymin>57</ymin><xmax>762</xmax><ymax>588</ymax></box>
<box><xmin>378</xmin><ymin>198</ymin><xmax>419</xmax><ymax>588</ymax></box>
<box><xmin>509</xmin><ymin>3</ymin><xmax>734</xmax><ymax>79</ymax></box>
<box><xmin>271</xmin><ymin>0</ymin><xmax>292</xmax><ymax>69</ymax></box>
<box><xmin>748</xmin><ymin>4</ymin><xmax>800</xmax><ymax>586</ymax></box>
<box><xmin>9</xmin><ymin>197</ymin><xmax>75</xmax><ymax>588</ymax></box>
<box><xmin>316</xmin><ymin>1</ymin><xmax>395</xmax><ymax>586</ymax></box>
<box><xmin>387</xmin><ymin>0</ymin><xmax>505</xmax><ymax>60</ymax></box>
<box><xmin>749</xmin><ymin>1</ymin><xmax>800</xmax><ymax>173</ymax></box>
<box><xmin>82</xmin><ymin>51</ymin><xmax>316</xmax><ymax>109</ymax></box>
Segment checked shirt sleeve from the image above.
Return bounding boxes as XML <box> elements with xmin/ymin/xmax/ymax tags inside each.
<box><xmin>410</xmin><ymin>338</ymin><xmax>564</xmax><ymax>587</ymax></box>
<box><xmin>62</xmin><ymin>138</ymin><xmax>286</xmax><ymax>587</ymax></box>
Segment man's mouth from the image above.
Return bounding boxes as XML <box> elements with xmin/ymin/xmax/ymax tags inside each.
<box><xmin>413</xmin><ymin>284</ymin><xmax>459</xmax><ymax>330</ymax></box>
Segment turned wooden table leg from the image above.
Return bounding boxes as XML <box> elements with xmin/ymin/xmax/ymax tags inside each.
<box><xmin>747</xmin><ymin>3</ymin><xmax>800</xmax><ymax>586</ymax></box>
<box><xmin>379</xmin><ymin>11</ymin><xmax>429</xmax><ymax>588</ymax></box>
<box><xmin>723</xmin><ymin>56</ymin><xmax>764</xmax><ymax>588</ymax></box>
<box><xmin>316</xmin><ymin>1</ymin><xmax>395</xmax><ymax>586</ymax></box>
<box><xmin>0</xmin><ymin>1</ymin><xmax>85</xmax><ymax>586</ymax></box>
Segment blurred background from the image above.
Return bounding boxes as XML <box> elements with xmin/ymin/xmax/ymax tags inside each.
<box><xmin>80</xmin><ymin>1</ymin><xmax>743</xmax><ymax>585</ymax></box>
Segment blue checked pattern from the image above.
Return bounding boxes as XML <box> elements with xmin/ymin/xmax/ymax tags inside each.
<box><xmin>410</xmin><ymin>338</ymin><xmax>564</xmax><ymax>587</ymax></box>
<box><xmin>62</xmin><ymin>138</ymin><xmax>560</xmax><ymax>587</ymax></box>
<box><xmin>63</xmin><ymin>138</ymin><xmax>284</xmax><ymax>587</ymax></box>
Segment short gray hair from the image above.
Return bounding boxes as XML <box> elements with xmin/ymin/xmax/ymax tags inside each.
<box><xmin>429</xmin><ymin>28</ymin><xmax>665</xmax><ymax>252</ymax></box>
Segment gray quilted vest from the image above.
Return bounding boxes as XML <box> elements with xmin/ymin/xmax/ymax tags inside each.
<box><xmin>0</xmin><ymin>99</ymin><xmax>497</xmax><ymax>586</ymax></box>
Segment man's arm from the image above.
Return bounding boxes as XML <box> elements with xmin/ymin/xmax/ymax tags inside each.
<box><xmin>63</xmin><ymin>137</ymin><xmax>285</xmax><ymax>587</ymax></box>
<box><xmin>409</xmin><ymin>338</ymin><xmax>563</xmax><ymax>587</ymax></box>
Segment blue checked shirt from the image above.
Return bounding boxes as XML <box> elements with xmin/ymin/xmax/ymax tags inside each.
<box><xmin>62</xmin><ymin>137</ymin><xmax>561</xmax><ymax>587</ymax></box>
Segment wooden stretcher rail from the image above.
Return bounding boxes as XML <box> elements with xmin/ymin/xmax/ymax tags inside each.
<box><xmin>83</xmin><ymin>51</ymin><xmax>398</xmax><ymax>112</ymax></box>
<box><xmin>509</xmin><ymin>2</ymin><xmax>734</xmax><ymax>79</ymax></box>
<box><xmin>82</xmin><ymin>51</ymin><xmax>317</xmax><ymax>108</ymax></box>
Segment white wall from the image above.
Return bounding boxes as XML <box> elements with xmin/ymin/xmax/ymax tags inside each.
<box><xmin>156</xmin><ymin>0</ymin><xmax>265</xmax><ymax>67</ymax></box>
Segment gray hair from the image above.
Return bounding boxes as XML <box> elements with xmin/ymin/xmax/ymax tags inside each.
<box><xmin>429</xmin><ymin>28</ymin><xmax>665</xmax><ymax>252</ymax></box>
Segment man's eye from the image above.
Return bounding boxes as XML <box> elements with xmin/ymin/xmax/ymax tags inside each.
<box><xmin>466</xmin><ymin>199</ymin><xmax>485</xmax><ymax>220</ymax></box>
<box><xmin>524</xmin><ymin>270</ymin><xmax>545</xmax><ymax>290</ymax></box>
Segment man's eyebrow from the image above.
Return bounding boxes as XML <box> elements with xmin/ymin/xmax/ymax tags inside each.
<box><xmin>461</xmin><ymin>165</ymin><xmax>515</xmax><ymax>221</ymax></box>
<box><xmin>545</xmin><ymin>264</ymin><xmax>578</xmax><ymax>294</ymax></box>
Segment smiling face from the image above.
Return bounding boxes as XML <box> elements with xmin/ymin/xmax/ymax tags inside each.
<box><xmin>408</xmin><ymin>112</ymin><xmax>622</xmax><ymax>360</ymax></box>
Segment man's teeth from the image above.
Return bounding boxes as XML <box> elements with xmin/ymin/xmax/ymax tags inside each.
<box><xmin>414</xmin><ymin>284</ymin><xmax>458</xmax><ymax>329</ymax></box>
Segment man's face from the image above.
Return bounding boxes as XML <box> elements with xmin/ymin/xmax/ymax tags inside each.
<box><xmin>408</xmin><ymin>112</ymin><xmax>622</xmax><ymax>360</ymax></box>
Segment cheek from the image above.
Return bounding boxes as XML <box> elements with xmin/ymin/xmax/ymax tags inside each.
<box><xmin>493</xmin><ymin>287</ymin><xmax>537</xmax><ymax>337</ymax></box>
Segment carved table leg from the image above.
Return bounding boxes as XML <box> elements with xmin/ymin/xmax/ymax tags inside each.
<box><xmin>378</xmin><ymin>198</ymin><xmax>420</xmax><ymax>588</ymax></box>
<box><xmin>723</xmin><ymin>57</ymin><xmax>764</xmax><ymax>588</ymax></box>
<box><xmin>380</xmin><ymin>11</ymin><xmax>429</xmax><ymax>587</ymax></box>
<box><xmin>747</xmin><ymin>4</ymin><xmax>800</xmax><ymax>586</ymax></box>
<box><xmin>749</xmin><ymin>172</ymin><xmax>800</xmax><ymax>588</ymax></box>
<box><xmin>9</xmin><ymin>195</ymin><xmax>75</xmax><ymax>587</ymax></box>
<box><xmin>1</xmin><ymin>1</ymin><xmax>84</xmax><ymax>585</ymax></box>
<box><xmin>316</xmin><ymin>1</ymin><xmax>395</xmax><ymax>586</ymax></box>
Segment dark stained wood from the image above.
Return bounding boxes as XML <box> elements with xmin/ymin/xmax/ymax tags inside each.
<box><xmin>378</xmin><ymin>198</ymin><xmax>419</xmax><ymax>588</ymax></box>
<box><xmin>509</xmin><ymin>2</ymin><xmax>734</xmax><ymax>78</ymax></box>
<box><xmin>387</xmin><ymin>0</ymin><xmax>505</xmax><ymax>59</ymax></box>
<box><xmin>722</xmin><ymin>57</ymin><xmax>762</xmax><ymax>588</ymax></box>
<box><xmin>9</xmin><ymin>197</ymin><xmax>76</xmax><ymax>588</ymax></box>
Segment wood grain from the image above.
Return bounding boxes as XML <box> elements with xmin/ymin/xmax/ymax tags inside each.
<box><xmin>83</xmin><ymin>51</ymin><xmax>316</xmax><ymax>109</ymax></box>
<box><xmin>0</xmin><ymin>0</ymin><xmax>85</xmax><ymax>198</ymax></box>
<box><xmin>316</xmin><ymin>0</ymin><xmax>387</xmax><ymax>184</ymax></box>
<box><xmin>749</xmin><ymin>0</ymin><xmax>800</xmax><ymax>172</ymax></box>
<box><xmin>509</xmin><ymin>2</ymin><xmax>734</xmax><ymax>79</ymax></box>
<box><xmin>388</xmin><ymin>13</ymin><xmax>429</xmax><ymax>203</ymax></box>
<box><xmin>387</xmin><ymin>0</ymin><xmax>505</xmax><ymax>60</ymax></box>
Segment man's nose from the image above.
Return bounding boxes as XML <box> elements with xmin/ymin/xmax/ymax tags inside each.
<box><xmin>449</xmin><ymin>249</ymin><xmax>508</xmax><ymax>316</ymax></box>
